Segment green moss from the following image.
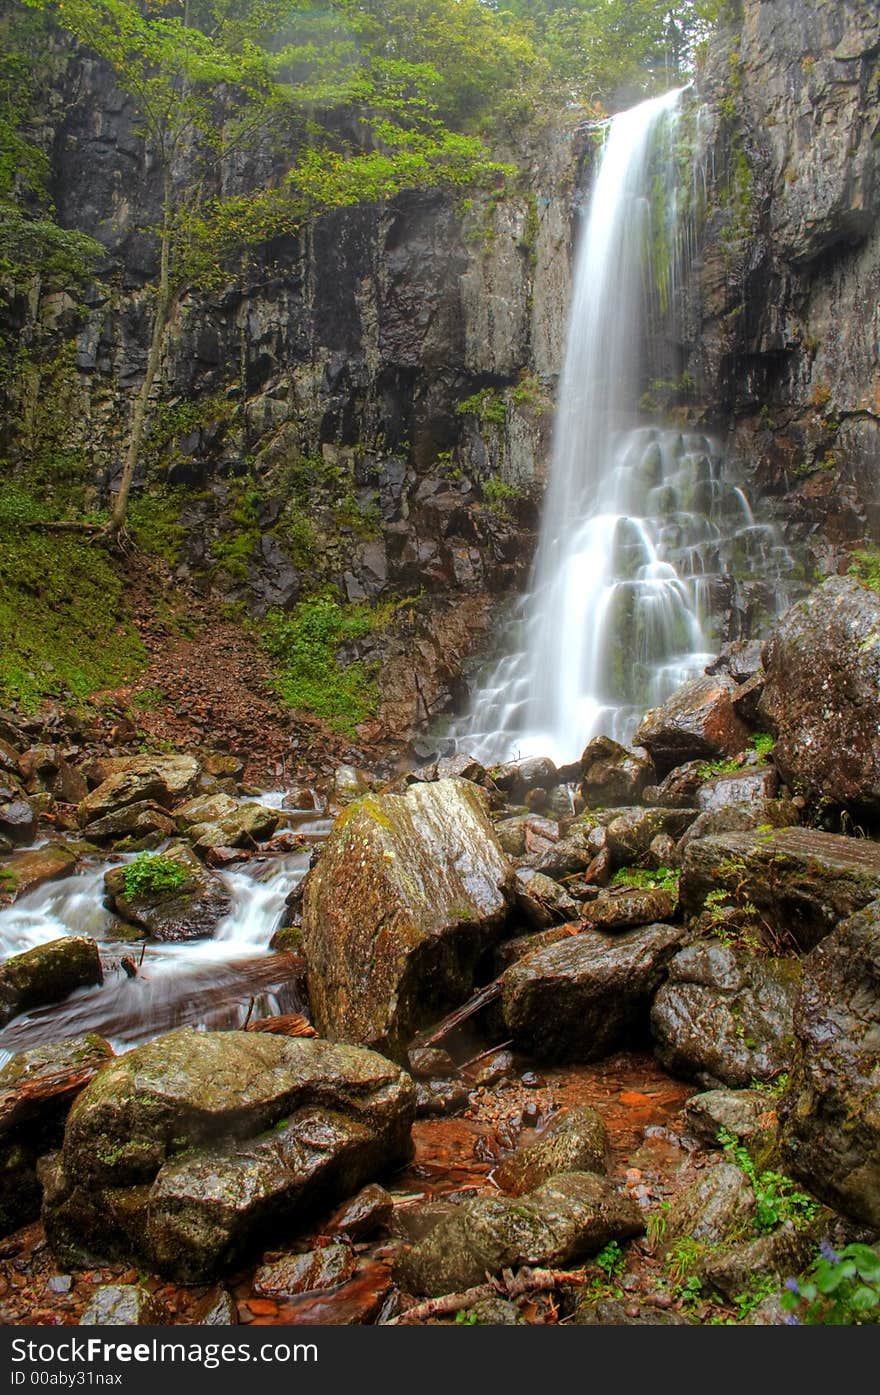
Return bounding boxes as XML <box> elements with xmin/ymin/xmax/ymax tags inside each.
<box><xmin>482</xmin><ymin>475</ymin><xmax>522</xmax><ymax>517</ymax></box>
<box><xmin>0</xmin><ymin>487</ymin><xmax>146</xmax><ymax>711</ymax></box>
<box><xmin>456</xmin><ymin>388</ymin><xmax>507</xmax><ymax>425</ymax></box>
<box><xmin>261</xmin><ymin>594</ymin><xmax>391</xmax><ymax>737</ymax></box>
<box><xmin>848</xmin><ymin>549</ymin><xmax>880</xmax><ymax>593</ymax></box>
<box><xmin>127</xmin><ymin>487</ymin><xmax>187</xmax><ymax>565</ymax></box>
<box><xmin>121</xmin><ymin>852</ymin><xmax>189</xmax><ymax>901</ymax></box>
<box><xmin>611</xmin><ymin>865</ymin><xmax>680</xmax><ymax>898</ymax></box>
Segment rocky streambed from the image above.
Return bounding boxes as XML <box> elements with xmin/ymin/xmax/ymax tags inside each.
<box><xmin>1</xmin><ymin>574</ymin><xmax>880</xmax><ymax>1325</ymax></box>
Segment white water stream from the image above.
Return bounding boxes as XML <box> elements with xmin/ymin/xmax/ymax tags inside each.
<box><xmin>0</xmin><ymin>811</ymin><xmax>331</xmax><ymax>1065</ymax></box>
<box><xmin>452</xmin><ymin>89</ymin><xmax>794</xmax><ymax>765</ymax></box>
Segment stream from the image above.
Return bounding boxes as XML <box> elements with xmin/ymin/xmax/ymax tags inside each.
<box><xmin>0</xmin><ymin>802</ymin><xmax>329</xmax><ymax>1064</ymax></box>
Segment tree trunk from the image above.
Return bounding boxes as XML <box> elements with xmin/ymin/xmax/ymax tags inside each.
<box><xmin>107</xmin><ymin>167</ymin><xmax>173</xmax><ymax>536</ymax></box>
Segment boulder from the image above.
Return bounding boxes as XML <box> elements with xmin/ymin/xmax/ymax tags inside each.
<box><xmin>683</xmin><ymin>1089</ymin><xmax>773</xmax><ymax>1149</ymax></box>
<box><xmin>780</xmin><ymin>902</ymin><xmax>880</xmax><ymax>1226</ymax></box>
<box><xmin>491</xmin><ymin>756</ymin><xmax>558</xmax><ymax>800</ymax></box>
<box><xmin>78</xmin><ymin>755</ymin><xmax>201</xmax><ymax>824</ymax></box>
<box><xmin>513</xmin><ymin>868</ymin><xmax>580</xmax><ymax>928</ymax></box>
<box><xmin>642</xmin><ymin>761</ymin><xmax>709</xmax><ymax>809</ymax></box>
<box><xmin>502</xmin><ymin>922</ymin><xmax>685</xmax><ymax>1061</ymax></box>
<box><xmin>190</xmin><ymin>802</ymin><xmax>280</xmax><ymax>852</ymax></box>
<box><xmin>173</xmin><ymin>792</ymin><xmax>239</xmax><ymax>832</ymax></box>
<box><xmin>395</xmin><ymin>1171</ymin><xmax>643</xmax><ymax>1297</ymax></box>
<box><xmin>301</xmin><ymin>779</ymin><xmax>511</xmax><ymax>1059</ymax></box>
<box><xmin>701</xmin><ymin>1225</ymin><xmax>817</xmax><ymax>1301</ymax></box>
<box><xmin>662</xmin><ymin>1162</ymin><xmax>756</xmax><ymax>1248</ymax></box>
<box><xmin>0</xmin><ymin>797</ymin><xmax>37</xmax><ymax>845</ymax></box>
<box><xmin>0</xmin><ymin>936</ymin><xmax>102</xmax><ymax>1027</ymax></box>
<box><xmin>651</xmin><ymin>942</ymin><xmax>801</xmax><ymax>1087</ymax></box>
<box><xmin>759</xmin><ymin>577</ymin><xmax>880</xmax><ymax>815</ymax></box>
<box><xmin>706</xmin><ymin>639</ymin><xmax>765</xmax><ymax>684</ymax></box>
<box><xmin>494</xmin><ymin>1106</ymin><xmax>608</xmax><ymax>1194</ymax></box>
<box><xmin>333</xmin><ymin>765</ymin><xmax>373</xmax><ymax>805</ymax></box>
<box><xmin>581</xmin><ymin>886</ymin><xmax>676</xmax><ymax>932</ymax></box>
<box><xmin>327</xmin><ymin>1183</ymin><xmax>394</xmax><ymax>1239</ymax></box>
<box><xmin>579</xmin><ymin>737</ymin><xmax>654</xmax><ymax>807</ymax></box>
<box><xmin>82</xmin><ymin>801</ymin><xmax>177</xmax><ymax>843</ymax></box>
<box><xmin>79</xmin><ymin>1285</ymin><xmax>170</xmax><ymax>1326</ymax></box>
<box><xmin>634</xmin><ymin>676</ymin><xmax>750</xmax><ymax>776</ymax></box>
<box><xmin>42</xmin><ymin>1028</ymin><xmax>415</xmax><ymax>1280</ymax></box>
<box><xmin>695</xmin><ymin>766</ymin><xmax>778</xmax><ymax>815</ymax></box>
<box><xmin>254</xmin><ymin>1245</ymin><xmax>356</xmax><ymax>1297</ymax></box>
<box><xmin>571</xmin><ymin>1300</ymin><xmax>691</xmax><ymax>1325</ymax></box>
<box><xmin>0</xmin><ymin>842</ymin><xmax>79</xmax><ymax>902</ymax></box>
<box><xmin>104</xmin><ymin>845</ymin><xmax>232</xmax><ymax>942</ymax></box>
<box><xmin>601</xmin><ymin>807</ymin><xmax>696</xmax><ymax>865</ymax></box>
<box><xmin>680</xmin><ymin>828</ymin><xmax>880</xmax><ymax>952</ymax></box>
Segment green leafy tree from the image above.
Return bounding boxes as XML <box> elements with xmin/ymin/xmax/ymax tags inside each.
<box><xmin>19</xmin><ymin>0</ymin><xmax>505</xmax><ymax>535</ymax></box>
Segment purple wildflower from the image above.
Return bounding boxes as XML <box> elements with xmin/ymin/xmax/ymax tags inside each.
<box><xmin>785</xmin><ymin>1278</ymin><xmax>800</xmax><ymax>1293</ymax></box>
<box><xmin>819</xmin><ymin>1240</ymin><xmax>840</xmax><ymax>1263</ymax></box>
<box><xmin>784</xmin><ymin>1314</ymin><xmax>800</xmax><ymax>1326</ymax></box>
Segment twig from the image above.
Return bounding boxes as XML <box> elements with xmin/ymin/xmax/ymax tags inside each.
<box><xmin>458</xmin><ymin>1040</ymin><xmax>514</xmax><ymax>1072</ymax></box>
<box><xmin>391</xmin><ymin>1266</ymin><xmax>586</xmax><ymax>1324</ymax></box>
<box><xmin>409</xmin><ymin>975</ymin><xmax>504</xmax><ymax>1050</ymax></box>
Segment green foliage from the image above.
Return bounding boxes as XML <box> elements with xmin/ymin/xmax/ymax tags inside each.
<box><xmin>482</xmin><ymin>475</ymin><xmax>522</xmax><ymax>518</ymax></box>
<box><xmin>664</xmin><ymin>1236</ymin><xmax>708</xmax><ymax>1283</ymax></box>
<box><xmin>121</xmin><ymin>852</ymin><xmax>188</xmax><ymax>901</ymax></box>
<box><xmin>848</xmin><ymin>549</ymin><xmax>880</xmax><ymax>594</ymax></box>
<box><xmin>718</xmin><ymin>1128</ymin><xmax>817</xmax><ymax>1234</ymax></box>
<box><xmin>594</xmin><ymin>1240</ymin><xmax>626</xmax><ymax>1280</ymax></box>
<box><xmin>0</xmin><ymin>482</ymin><xmax>145</xmax><ymax>710</ymax></box>
<box><xmin>694</xmin><ymin>754</ymin><xmax>741</xmax><ymax>779</ymax></box>
<box><xmin>781</xmin><ymin>1243</ymin><xmax>880</xmax><ymax>1325</ymax></box>
<box><xmin>127</xmin><ymin>487</ymin><xmax>187</xmax><ymax>565</ymax></box>
<box><xmin>702</xmin><ymin>887</ymin><xmax>764</xmax><ymax>954</ymax></box>
<box><xmin>611</xmin><ymin>865</ymin><xmax>680</xmax><ymax>898</ymax></box>
<box><xmin>261</xmin><ymin>594</ymin><xmax>389</xmax><ymax>735</ymax></box>
<box><xmin>750</xmin><ymin>732</ymin><xmax>775</xmax><ymax>760</ymax></box>
<box><xmin>456</xmin><ymin>389</ymin><xmax>507</xmax><ymax>425</ymax></box>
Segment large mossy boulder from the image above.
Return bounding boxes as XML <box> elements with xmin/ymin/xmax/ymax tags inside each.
<box><xmin>633</xmin><ymin>675</ymin><xmax>750</xmax><ymax>776</ymax></box>
<box><xmin>780</xmin><ymin>902</ymin><xmax>880</xmax><ymax>1226</ymax></box>
<box><xmin>42</xmin><ymin>1028</ymin><xmax>415</xmax><ymax>1280</ymax></box>
<box><xmin>651</xmin><ymin>942</ymin><xmax>801</xmax><ymax>1087</ymax></box>
<box><xmin>0</xmin><ymin>936</ymin><xmax>102</xmax><ymax>1027</ymax></box>
<box><xmin>103</xmin><ymin>845</ymin><xmax>232</xmax><ymax>942</ymax></box>
<box><xmin>502</xmin><ymin>922</ymin><xmax>685</xmax><ymax>1061</ymax></box>
<box><xmin>78</xmin><ymin>755</ymin><xmax>201</xmax><ymax>826</ymax></box>
<box><xmin>680</xmin><ymin>827</ymin><xmax>880</xmax><ymax>951</ymax></box>
<box><xmin>301</xmin><ymin>778</ymin><xmax>512</xmax><ymax>1060</ymax></box>
<box><xmin>395</xmin><ymin>1171</ymin><xmax>642</xmax><ymax>1297</ymax></box>
<box><xmin>759</xmin><ymin>577</ymin><xmax>880</xmax><ymax>815</ymax></box>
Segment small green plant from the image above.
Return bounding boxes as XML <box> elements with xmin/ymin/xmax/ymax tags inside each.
<box><xmin>482</xmin><ymin>475</ymin><xmax>522</xmax><ymax>518</ymax></box>
<box><xmin>128</xmin><ymin>687</ymin><xmax>165</xmax><ymax>710</ymax></box>
<box><xmin>695</xmin><ymin>755</ymin><xmax>741</xmax><ymax>779</ymax></box>
<box><xmin>718</xmin><ymin>1128</ymin><xmax>817</xmax><ymax>1234</ymax></box>
<box><xmin>646</xmin><ymin>1203</ymin><xmax>670</xmax><ymax>1251</ymax></box>
<box><xmin>121</xmin><ymin>853</ymin><xmax>188</xmax><ymax>901</ymax></box>
<box><xmin>781</xmin><ymin>1242</ymin><xmax>880</xmax><ymax>1325</ymax></box>
<box><xmin>664</xmin><ymin>1236</ymin><xmax>707</xmax><ymax>1284</ymax></box>
<box><xmin>456</xmin><ymin>388</ymin><xmax>507</xmax><ymax>425</ymax></box>
<box><xmin>730</xmin><ymin>1274</ymin><xmax>778</xmax><ymax>1321</ymax></box>
<box><xmin>454</xmin><ymin>1309</ymin><xmax>480</xmax><ymax>1325</ymax></box>
<box><xmin>594</xmin><ymin>1240</ymin><xmax>625</xmax><ymax>1280</ymax></box>
<box><xmin>848</xmin><ymin>548</ymin><xmax>880</xmax><ymax>594</ymax></box>
<box><xmin>611</xmin><ymin>866</ymin><xmax>679</xmax><ymax>898</ymax></box>
<box><xmin>750</xmin><ymin>732</ymin><xmax>775</xmax><ymax>760</ymax></box>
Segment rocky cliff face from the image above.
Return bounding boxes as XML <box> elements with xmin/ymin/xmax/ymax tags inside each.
<box><xmin>684</xmin><ymin>0</ymin><xmax>880</xmax><ymax>561</ymax></box>
<box><xmin>4</xmin><ymin>47</ymin><xmax>594</xmax><ymax>747</ymax></box>
<box><xmin>5</xmin><ymin>0</ymin><xmax>879</xmax><ymax>748</ymax></box>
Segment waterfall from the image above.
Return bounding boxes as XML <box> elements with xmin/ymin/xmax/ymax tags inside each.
<box><xmin>451</xmin><ymin>89</ymin><xmax>792</xmax><ymax>767</ymax></box>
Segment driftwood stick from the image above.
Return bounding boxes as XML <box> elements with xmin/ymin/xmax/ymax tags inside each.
<box><xmin>392</xmin><ymin>1267</ymin><xmax>586</xmax><ymax>1324</ymax></box>
<box><xmin>458</xmin><ymin>1039</ymin><xmax>514</xmax><ymax>1072</ymax></box>
<box><xmin>409</xmin><ymin>975</ymin><xmax>504</xmax><ymax>1050</ymax></box>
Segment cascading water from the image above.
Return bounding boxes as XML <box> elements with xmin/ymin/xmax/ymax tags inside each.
<box><xmin>451</xmin><ymin>89</ymin><xmax>794</xmax><ymax>766</ymax></box>
<box><xmin>0</xmin><ymin>809</ymin><xmax>333</xmax><ymax>1064</ymax></box>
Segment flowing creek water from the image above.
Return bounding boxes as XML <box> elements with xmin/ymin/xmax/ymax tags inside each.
<box><xmin>0</xmin><ymin>808</ymin><xmax>328</xmax><ymax>1065</ymax></box>
<box><xmin>451</xmin><ymin>89</ymin><xmax>796</xmax><ymax>766</ymax></box>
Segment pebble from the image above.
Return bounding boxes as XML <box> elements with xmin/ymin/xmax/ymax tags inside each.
<box><xmin>520</xmin><ymin>1072</ymin><xmax>545</xmax><ymax>1088</ymax></box>
<box><xmin>46</xmin><ymin>1276</ymin><xmax>72</xmax><ymax>1294</ymax></box>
